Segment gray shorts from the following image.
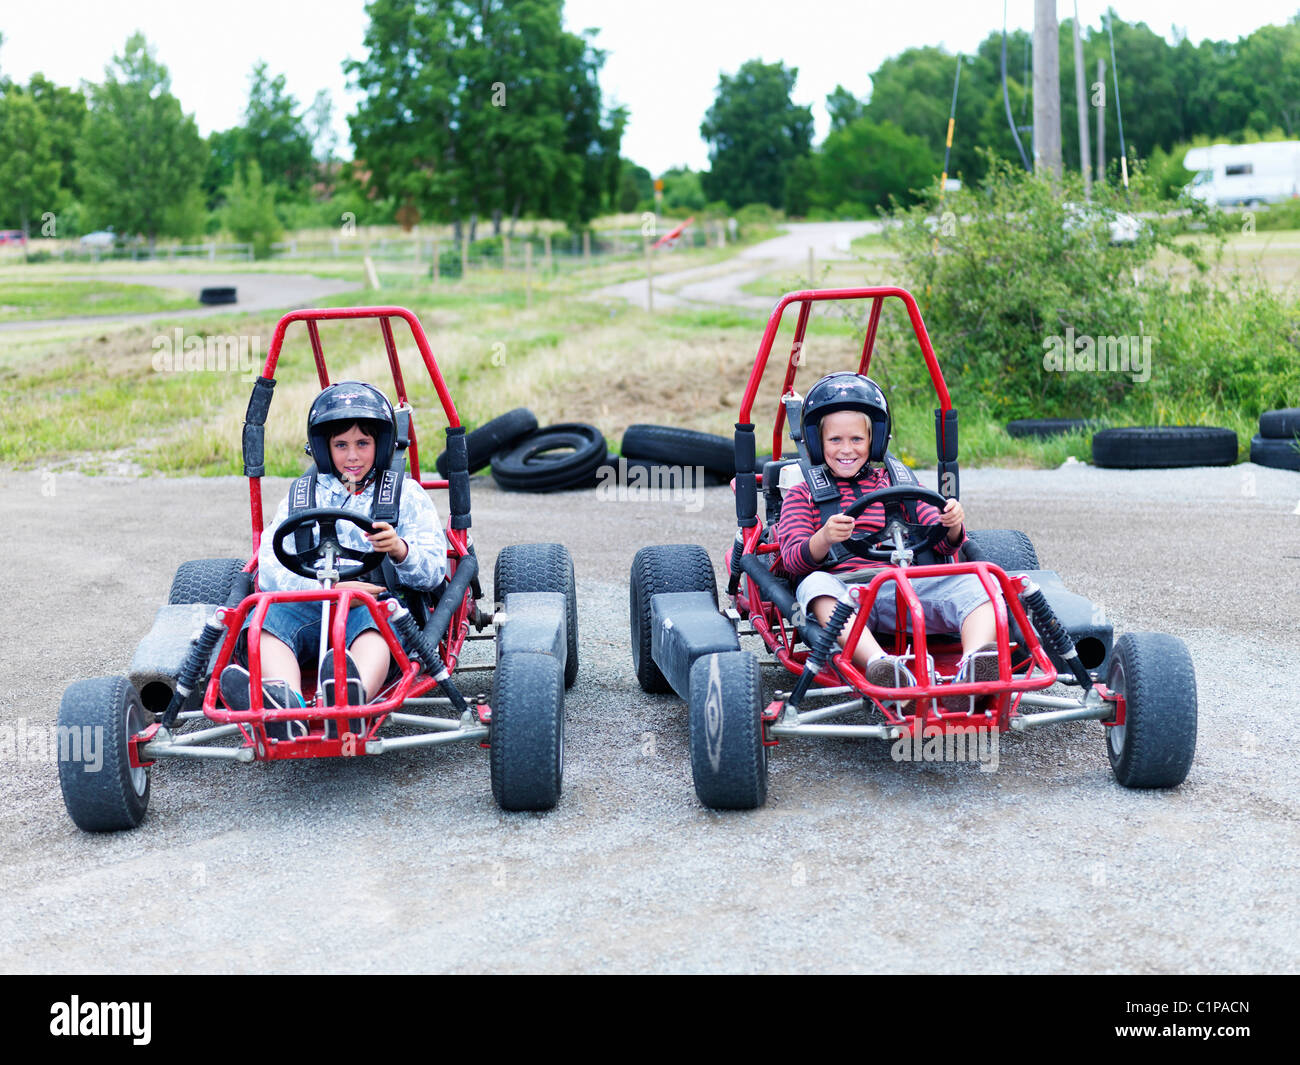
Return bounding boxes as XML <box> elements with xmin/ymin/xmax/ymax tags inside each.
<box><xmin>795</xmin><ymin>569</ymin><xmax>993</xmax><ymax>635</ymax></box>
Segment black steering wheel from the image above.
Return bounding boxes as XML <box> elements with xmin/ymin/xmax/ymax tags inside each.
<box><xmin>272</xmin><ymin>507</ymin><xmax>385</xmax><ymax>582</ymax></box>
<box><xmin>839</xmin><ymin>485</ymin><xmax>953</xmax><ymax>562</ymax></box>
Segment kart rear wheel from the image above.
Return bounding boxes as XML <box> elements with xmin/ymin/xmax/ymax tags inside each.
<box><xmin>1104</xmin><ymin>632</ymin><xmax>1197</xmax><ymax>789</ymax></box>
<box><xmin>167</xmin><ymin>557</ymin><xmax>247</xmax><ymax>604</ymax></box>
<box><xmin>494</xmin><ymin>543</ymin><xmax>579</xmax><ymax>688</ymax></box>
<box><xmin>689</xmin><ymin>651</ymin><xmax>767</xmax><ymax>810</ymax></box>
<box><xmin>58</xmin><ymin>676</ymin><xmax>150</xmax><ymax>832</ymax></box>
<box><xmin>490</xmin><ymin>652</ymin><xmax>564</xmax><ymax>811</ymax></box>
<box><xmin>630</xmin><ymin>544</ymin><xmax>717</xmax><ymax>694</ymax></box>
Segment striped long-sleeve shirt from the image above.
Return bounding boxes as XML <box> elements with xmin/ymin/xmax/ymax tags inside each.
<box><xmin>776</xmin><ymin>466</ymin><xmax>964</xmax><ymax>578</ymax></box>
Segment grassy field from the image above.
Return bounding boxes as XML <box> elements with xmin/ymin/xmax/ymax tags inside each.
<box><xmin>0</xmin><ymin>222</ymin><xmax>1291</xmax><ymax>476</ymax></box>
<box><xmin>0</xmin><ymin>279</ymin><xmax>197</xmax><ymax>322</ymax></box>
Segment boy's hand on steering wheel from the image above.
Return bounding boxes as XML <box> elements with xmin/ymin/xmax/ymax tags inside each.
<box><xmin>365</xmin><ymin>520</ymin><xmax>409</xmax><ymax>563</ymax></box>
<box><xmin>820</xmin><ymin>513</ymin><xmax>856</xmax><ymax>544</ymax></box>
<box><xmin>940</xmin><ymin>498</ymin><xmax>965</xmax><ymax>543</ymax></box>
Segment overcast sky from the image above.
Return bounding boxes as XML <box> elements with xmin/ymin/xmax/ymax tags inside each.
<box><xmin>2</xmin><ymin>1</ymin><xmax>1297</xmax><ymax>174</ymax></box>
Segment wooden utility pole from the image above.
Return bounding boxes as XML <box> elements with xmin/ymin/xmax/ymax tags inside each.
<box><xmin>1096</xmin><ymin>58</ymin><xmax>1107</xmax><ymax>183</ymax></box>
<box><xmin>1033</xmin><ymin>0</ymin><xmax>1062</xmax><ymax>176</ymax></box>
<box><xmin>1073</xmin><ymin>2</ymin><xmax>1092</xmax><ymax>196</ymax></box>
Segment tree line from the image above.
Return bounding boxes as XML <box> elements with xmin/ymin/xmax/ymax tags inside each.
<box><xmin>2</xmin><ymin>7</ymin><xmax>1299</xmax><ymax>250</ymax></box>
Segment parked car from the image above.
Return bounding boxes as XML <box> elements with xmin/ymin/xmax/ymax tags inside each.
<box><xmin>0</xmin><ymin>230</ymin><xmax>27</xmax><ymax>246</ymax></box>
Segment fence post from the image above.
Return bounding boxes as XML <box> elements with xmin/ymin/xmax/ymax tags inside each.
<box><xmin>503</xmin><ymin>234</ymin><xmax>510</xmax><ymax>272</ymax></box>
<box><xmin>583</xmin><ymin>230</ymin><xmax>591</xmax><ymax>267</ymax></box>
<box><xmin>645</xmin><ymin>237</ymin><xmax>654</xmax><ymax>313</ymax></box>
<box><xmin>432</xmin><ymin>237</ymin><xmax>440</xmax><ymax>284</ymax></box>
<box><xmin>543</xmin><ymin>232</ymin><xmax>552</xmax><ymax>275</ymax></box>
<box><xmin>525</xmin><ymin>242</ymin><xmax>533</xmax><ymax>308</ymax></box>
<box><xmin>461</xmin><ymin>232</ymin><xmax>469</xmax><ymax>278</ymax></box>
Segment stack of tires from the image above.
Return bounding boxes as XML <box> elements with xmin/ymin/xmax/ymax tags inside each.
<box><xmin>435</xmin><ymin>408</ymin><xmax>608</xmax><ymax>493</ymax></box>
<box><xmin>1091</xmin><ymin>426</ymin><xmax>1238</xmax><ymax>469</ymax></box>
<box><xmin>1250</xmin><ymin>408</ymin><xmax>1300</xmax><ymax>471</ymax></box>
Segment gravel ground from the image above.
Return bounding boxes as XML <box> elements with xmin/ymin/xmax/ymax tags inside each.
<box><xmin>0</xmin><ymin>461</ymin><xmax>1297</xmax><ymax>974</ymax></box>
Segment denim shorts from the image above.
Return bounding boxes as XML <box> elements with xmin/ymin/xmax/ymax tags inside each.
<box><xmin>796</xmin><ymin>569</ymin><xmax>994</xmax><ymax>635</ymax></box>
<box><xmin>238</xmin><ymin>600</ymin><xmax>381</xmax><ymax>667</ymax></box>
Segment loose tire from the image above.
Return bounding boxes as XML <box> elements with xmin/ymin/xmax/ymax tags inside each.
<box><xmin>1104</xmin><ymin>632</ymin><xmax>1197</xmax><ymax>789</ymax></box>
<box><xmin>963</xmin><ymin>529</ymin><xmax>1040</xmax><ymax>571</ymax></box>
<box><xmin>490</xmin><ymin>652</ymin><xmax>564</xmax><ymax>811</ymax></box>
<box><xmin>622</xmin><ymin>424</ymin><xmax>737</xmax><ymax>478</ymax></box>
<box><xmin>168</xmin><ymin>557</ymin><xmax>247</xmax><ymax>604</ymax></box>
<box><xmin>490</xmin><ymin>423</ymin><xmax>607</xmax><ymax>492</ymax></box>
<box><xmin>494</xmin><ymin>543</ymin><xmax>579</xmax><ymax>688</ymax></box>
<box><xmin>1258</xmin><ymin>407</ymin><xmax>1300</xmax><ymax>439</ymax></box>
<box><xmin>689</xmin><ymin>651</ymin><xmax>767</xmax><ymax>810</ymax></box>
<box><xmin>434</xmin><ymin>407</ymin><xmax>538</xmax><ymax>477</ymax></box>
<box><xmin>1005</xmin><ymin>418</ymin><xmax>1098</xmax><ymax>439</ymax></box>
<box><xmin>1249</xmin><ymin>434</ymin><xmax>1300</xmax><ymax>471</ymax></box>
<box><xmin>199</xmin><ymin>286</ymin><xmax>237</xmax><ymax>305</ymax></box>
<box><xmin>630</xmin><ymin>544</ymin><xmax>718</xmax><ymax>694</ymax></box>
<box><xmin>58</xmin><ymin>676</ymin><xmax>151</xmax><ymax>831</ymax></box>
<box><xmin>1092</xmin><ymin>426</ymin><xmax>1237</xmax><ymax>469</ymax></box>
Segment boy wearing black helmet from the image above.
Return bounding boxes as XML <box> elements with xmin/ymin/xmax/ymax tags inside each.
<box><xmin>777</xmin><ymin>371</ymin><xmax>998</xmax><ymax>705</ymax></box>
<box><xmin>221</xmin><ymin>381</ymin><xmax>448</xmax><ymax>729</ymax></box>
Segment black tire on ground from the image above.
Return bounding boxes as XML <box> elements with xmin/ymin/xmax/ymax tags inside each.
<box><xmin>1005</xmin><ymin>418</ymin><xmax>1098</xmax><ymax>439</ymax></box>
<box><xmin>198</xmin><ymin>287</ymin><xmax>237</xmax><ymax>305</ymax></box>
<box><xmin>494</xmin><ymin>543</ymin><xmax>579</xmax><ymax>688</ymax></box>
<box><xmin>58</xmin><ymin>676</ymin><xmax>151</xmax><ymax>831</ymax></box>
<box><xmin>629</xmin><ymin>544</ymin><xmax>718</xmax><ymax>694</ymax></box>
<box><xmin>168</xmin><ymin>557</ymin><xmax>247</xmax><ymax>604</ymax></box>
<box><xmin>1091</xmin><ymin>426</ymin><xmax>1238</xmax><ymax>469</ymax></box>
<box><xmin>1250</xmin><ymin>434</ymin><xmax>1300</xmax><ymax>471</ymax></box>
<box><xmin>963</xmin><ymin>529</ymin><xmax>1040</xmax><ymax>570</ymax></box>
<box><xmin>1104</xmin><ymin>632</ymin><xmax>1197</xmax><ymax>789</ymax></box>
<box><xmin>1258</xmin><ymin>407</ymin><xmax>1300</xmax><ymax>439</ymax></box>
<box><xmin>434</xmin><ymin>408</ymin><xmax>538</xmax><ymax>477</ymax></box>
<box><xmin>689</xmin><ymin>651</ymin><xmax>767</xmax><ymax>810</ymax></box>
<box><xmin>490</xmin><ymin>652</ymin><xmax>564</xmax><ymax>811</ymax></box>
<box><xmin>622</xmin><ymin>424</ymin><xmax>737</xmax><ymax>478</ymax></box>
<box><xmin>490</xmin><ymin>423</ymin><xmax>607</xmax><ymax>492</ymax></box>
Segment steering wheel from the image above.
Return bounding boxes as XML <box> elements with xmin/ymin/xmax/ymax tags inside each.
<box><xmin>272</xmin><ymin>507</ymin><xmax>385</xmax><ymax>582</ymax></box>
<box><xmin>839</xmin><ymin>485</ymin><xmax>953</xmax><ymax>562</ymax></box>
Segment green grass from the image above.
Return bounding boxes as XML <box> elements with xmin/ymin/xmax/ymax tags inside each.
<box><xmin>0</xmin><ymin>228</ymin><xmax>1280</xmax><ymax>476</ymax></box>
<box><xmin>0</xmin><ymin>280</ymin><xmax>197</xmax><ymax>322</ymax></box>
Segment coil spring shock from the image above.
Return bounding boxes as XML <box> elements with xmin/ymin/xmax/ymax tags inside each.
<box><xmin>787</xmin><ymin>596</ymin><xmax>855</xmax><ymax>709</ymax></box>
<box><xmin>387</xmin><ymin>600</ymin><xmax>470</xmax><ymax>714</ymax></box>
<box><xmin>1020</xmin><ymin>581</ymin><xmax>1093</xmax><ymax>689</ymax></box>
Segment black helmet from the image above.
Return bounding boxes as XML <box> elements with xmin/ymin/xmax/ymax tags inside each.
<box><xmin>306</xmin><ymin>380</ymin><xmax>396</xmax><ymax>485</ymax></box>
<box><xmin>801</xmin><ymin>371</ymin><xmax>890</xmax><ymax>465</ymax></box>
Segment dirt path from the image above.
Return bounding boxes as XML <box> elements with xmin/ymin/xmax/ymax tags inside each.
<box><xmin>0</xmin><ymin>272</ymin><xmax>361</xmax><ymax>333</ymax></box>
<box><xmin>596</xmin><ymin>221</ymin><xmax>884</xmax><ymax>311</ymax></box>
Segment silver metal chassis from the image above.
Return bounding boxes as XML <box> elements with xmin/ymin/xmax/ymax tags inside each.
<box><xmin>140</xmin><ymin>702</ymin><xmax>488</xmax><ymax>764</ymax></box>
<box><xmin>767</xmin><ymin>684</ymin><xmax>1114</xmax><ymax>741</ymax></box>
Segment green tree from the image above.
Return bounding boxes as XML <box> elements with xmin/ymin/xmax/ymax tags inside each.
<box><xmin>77</xmin><ymin>33</ymin><xmax>207</xmax><ymax>247</ymax></box>
<box><xmin>25</xmin><ymin>74</ymin><xmax>87</xmax><ymax>204</ymax></box>
<box><xmin>243</xmin><ymin>61</ymin><xmax>314</xmax><ymax>195</ymax></box>
<box><xmin>223</xmin><ymin>159</ymin><xmax>282</xmax><ymax>258</ymax></box>
<box><xmin>346</xmin><ymin>0</ymin><xmax>623</xmax><ymax>235</ymax></box>
<box><xmin>0</xmin><ymin>90</ymin><xmax>60</xmax><ymax>234</ymax></box>
<box><xmin>826</xmin><ymin>84</ymin><xmax>865</xmax><ymax>132</ymax></box>
<box><xmin>618</xmin><ymin>159</ymin><xmax>652</xmax><ymax>212</ymax></box>
<box><xmin>812</xmin><ymin>118</ymin><xmax>934</xmax><ymax>216</ymax></box>
<box><xmin>203</xmin><ymin>127</ymin><xmax>244</xmax><ymax>209</ymax></box>
<box><xmin>700</xmin><ymin>59</ymin><xmax>813</xmax><ymax>209</ymax></box>
<box><xmin>660</xmin><ymin>167</ymin><xmax>705</xmax><ymax>212</ymax></box>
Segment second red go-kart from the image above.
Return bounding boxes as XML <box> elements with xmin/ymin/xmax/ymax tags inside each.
<box><xmin>58</xmin><ymin>306</ymin><xmax>576</xmax><ymax>830</ymax></box>
<box><xmin>629</xmin><ymin>287</ymin><xmax>1197</xmax><ymax>809</ymax></box>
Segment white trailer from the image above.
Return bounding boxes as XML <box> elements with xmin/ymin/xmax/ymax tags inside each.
<box><xmin>1183</xmin><ymin>141</ymin><xmax>1300</xmax><ymax>206</ymax></box>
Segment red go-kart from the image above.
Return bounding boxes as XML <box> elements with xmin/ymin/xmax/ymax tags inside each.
<box><xmin>630</xmin><ymin>287</ymin><xmax>1197</xmax><ymax>809</ymax></box>
<box><xmin>59</xmin><ymin>307</ymin><xmax>575</xmax><ymax>830</ymax></box>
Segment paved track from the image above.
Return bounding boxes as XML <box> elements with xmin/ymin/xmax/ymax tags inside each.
<box><xmin>1</xmin><ymin>461</ymin><xmax>1296</xmax><ymax>973</ymax></box>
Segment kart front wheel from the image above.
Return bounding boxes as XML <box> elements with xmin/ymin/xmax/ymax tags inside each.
<box><xmin>494</xmin><ymin>543</ymin><xmax>579</xmax><ymax>688</ymax></box>
<box><xmin>490</xmin><ymin>652</ymin><xmax>564</xmax><ymax>811</ymax></box>
<box><xmin>689</xmin><ymin>651</ymin><xmax>767</xmax><ymax>810</ymax></box>
<box><xmin>1104</xmin><ymin>633</ymin><xmax>1197</xmax><ymax>788</ymax></box>
<box><xmin>58</xmin><ymin>676</ymin><xmax>151</xmax><ymax>831</ymax></box>
<box><xmin>630</xmin><ymin>544</ymin><xmax>717</xmax><ymax>694</ymax></box>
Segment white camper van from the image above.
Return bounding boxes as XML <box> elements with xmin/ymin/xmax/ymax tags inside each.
<box><xmin>1184</xmin><ymin>141</ymin><xmax>1300</xmax><ymax>206</ymax></box>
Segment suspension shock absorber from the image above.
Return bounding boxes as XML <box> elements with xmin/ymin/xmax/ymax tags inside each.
<box><xmin>725</xmin><ymin>530</ymin><xmax>745</xmax><ymax>599</ymax></box>
<box><xmin>786</xmin><ymin>594</ymin><xmax>855</xmax><ymax>709</ymax></box>
<box><xmin>1019</xmin><ymin>579</ymin><xmax>1094</xmax><ymax>689</ymax></box>
<box><xmin>160</xmin><ymin>612</ymin><xmax>228</xmax><ymax>729</ymax></box>
<box><xmin>386</xmin><ymin>599</ymin><xmax>470</xmax><ymax>715</ymax></box>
